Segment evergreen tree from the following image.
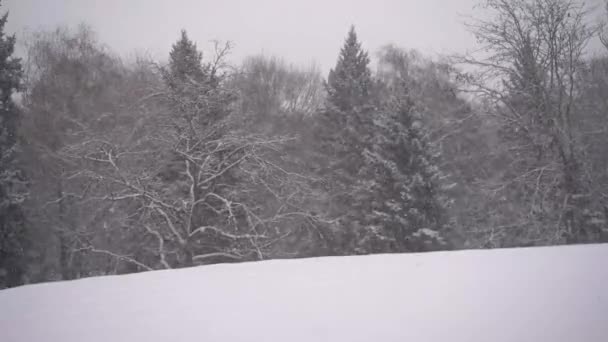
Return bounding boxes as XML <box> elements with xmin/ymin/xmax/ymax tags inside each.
<box><xmin>325</xmin><ymin>26</ymin><xmax>373</xmax><ymax>112</ymax></box>
<box><xmin>166</xmin><ymin>29</ymin><xmax>207</xmax><ymax>85</ymax></box>
<box><xmin>319</xmin><ymin>25</ymin><xmax>375</xmax><ymax>176</ymax></box>
<box><xmin>315</xmin><ymin>27</ymin><xmax>447</xmax><ymax>254</ymax></box>
<box><xmin>312</xmin><ymin>26</ymin><xmax>376</xmax><ymax>253</ymax></box>
<box><xmin>0</xmin><ymin>3</ymin><xmax>28</xmax><ymax>288</ymax></box>
<box><xmin>163</xmin><ymin>30</ymin><xmax>231</xmax><ymax>123</ymax></box>
<box><xmin>320</xmin><ymin>26</ymin><xmax>376</xmax><ymax>162</ymax></box>
<box><xmin>356</xmin><ymin>87</ymin><xmax>448</xmax><ymax>252</ymax></box>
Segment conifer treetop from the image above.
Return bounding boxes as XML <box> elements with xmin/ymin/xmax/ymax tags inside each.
<box><xmin>326</xmin><ymin>25</ymin><xmax>373</xmax><ymax>112</ymax></box>
<box><xmin>0</xmin><ymin>3</ymin><xmax>22</xmax><ymax>149</ymax></box>
<box><xmin>168</xmin><ymin>29</ymin><xmax>205</xmax><ymax>82</ymax></box>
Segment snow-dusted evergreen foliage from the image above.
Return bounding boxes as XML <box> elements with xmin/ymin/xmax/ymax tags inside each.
<box><xmin>317</xmin><ymin>26</ymin><xmax>447</xmax><ymax>254</ymax></box>
<box><xmin>356</xmin><ymin>88</ymin><xmax>447</xmax><ymax>252</ymax></box>
<box><xmin>0</xmin><ymin>4</ymin><xmax>28</xmax><ymax>288</ymax></box>
<box><xmin>326</xmin><ymin>26</ymin><xmax>374</xmax><ymax>112</ymax></box>
<box><xmin>166</xmin><ymin>30</ymin><xmax>207</xmax><ymax>84</ymax></box>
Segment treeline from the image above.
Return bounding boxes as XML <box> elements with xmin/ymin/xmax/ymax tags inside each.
<box><xmin>1</xmin><ymin>0</ymin><xmax>608</xmax><ymax>287</ymax></box>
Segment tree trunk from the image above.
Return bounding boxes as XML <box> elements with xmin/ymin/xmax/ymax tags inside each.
<box><xmin>561</xmin><ymin>155</ymin><xmax>594</xmax><ymax>243</ymax></box>
<box><xmin>56</xmin><ymin>183</ymin><xmax>72</xmax><ymax>280</ymax></box>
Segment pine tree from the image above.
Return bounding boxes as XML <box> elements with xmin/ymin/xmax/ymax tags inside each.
<box><xmin>166</xmin><ymin>30</ymin><xmax>206</xmax><ymax>85</ymax></box>
<box><xmin>0</xmin><ymin>3</ymin><xmax>28</xmax><ymax>288</ymax></box>
<box><xmin>321</xmin><ymin>26</ymin><xmax>376</xmax><ymax>158</ymax></box>
<box><xmin>356</xmin><ymin>88</ymin><xmax>448</xmax><ymax>252</ymax></box>
<box><xmin>314</xmin><ymin>27</ymin><xmax>447</xmax><ymax>254</ymax></box>
<box><xmin>162</xmin><ymin>30</ymin><xmax>234</xmax><ymax>130</ymax></box>
<box><xmin>311</xmin><ymin>26</ymin><xmax>377</xmax><ymax>253</ymax></box>
<box><xmin>319</xmin><ymin>25</ymin><xmax>375</xmax><ymax>171</ymax></box>
<box><xmin>325</xmin><ymin>26</ymin><xmax>373</xmax><ymax>112</ymax></box>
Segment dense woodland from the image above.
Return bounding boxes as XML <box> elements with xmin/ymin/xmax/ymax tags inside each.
<box><xmin>2</xmin><ymin>0</ymin><xmax>608</xmax><ymax>288</ymax></box>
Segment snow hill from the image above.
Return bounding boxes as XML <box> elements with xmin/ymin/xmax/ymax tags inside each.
<box><xmin>1</xmin><ymin>244</ymin><xmax>608</xmax><ymax>342</ymax></box>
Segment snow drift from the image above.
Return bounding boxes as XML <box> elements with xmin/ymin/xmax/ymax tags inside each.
<box><xmin>1</xmin><ymin>244</ymin><xmax>608</xmax><ymax>342</ymax></box>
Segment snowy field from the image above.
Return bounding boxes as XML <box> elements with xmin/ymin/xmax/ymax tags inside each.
<box><xmin>1</xmin><ymin>244</ymin><xmax>607</xmax><ymax>342</ymax></box>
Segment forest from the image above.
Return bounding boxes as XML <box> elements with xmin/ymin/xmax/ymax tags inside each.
<box><xmin>1</xmin><ymin>0</ymin><xmax>608</xmax><ymax>288</ymax></box>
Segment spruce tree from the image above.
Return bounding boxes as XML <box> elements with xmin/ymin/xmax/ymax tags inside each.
<box><xmin>0</xmin><ymin>3</ymin><xmax>28</xmax><ymax>288</ymax></box>
<box><xmin>315</xmin><ymin>26</ymin><xmax>447</xmax><ymax>254</ymax></box>
<box><xmin>326</xmin><ymin>26</ymin><xmax>373</xmax><ymax>112</ymax></box>
<box><xmin>319</xmin><ymin>25</ymin><xmax>375</xmax><ymax>169</ymax></box>
<box><xmin>313</xmin><ymin>26</ymin><xmax>377</xmax><ymax>254</ymax></box>
<box><xmin>356</xmin><ymin>87</ymin><xmax>448</xmax><ymax>252</ymax></box>
<box><xmin>162</xmin><ymin>30</ymin><xmax>232</xmax><ymax>126</ymax></box>
<box><xmin>167</xmin><ymin>30</ymin><xmax>206</xmax><ymax>84</ymax></box>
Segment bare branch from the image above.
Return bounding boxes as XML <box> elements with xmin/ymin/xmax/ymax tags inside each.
<box><xmin>143</xmin><ymin>225</ymin><xmax>171</xmax><ymax>269</ymax></box>
<box><xmin>192</xmin><ymin>252</ymin><xmax>243</xmax><ymax>262</ymax></box>
<box><xmin>87</xmin><ymin>247</ymin><xmax>154</xmax><ymax>271</ymax></box>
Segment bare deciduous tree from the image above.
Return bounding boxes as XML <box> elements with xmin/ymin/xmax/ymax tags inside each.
<box><xmin>458</xmin><ymin>0</ymin><xmax>602</xmax><ymax>245</ymax></box>
<box><xmin>21</xmin><ymin>25</ymin><xmax>132</xmax><ymax>279</ymax></box>
<box><xmin>600</xmin><ymin>1</ymin><xmax>608</xmax><ymax>50</ymax></box>
<box><xmin>235</xmin><ymin>56</ymin><xmax>324</xmax><ymax>120</ymax></box>
<box><xmin>55</xmin><ymin>45</ymin><xmax>327</xmax><ymax>271</ymax></box>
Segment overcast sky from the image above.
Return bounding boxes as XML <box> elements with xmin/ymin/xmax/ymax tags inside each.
<box><xmin>4</xmin><ymin>0</ymin><xmax>607</xmax><ymax>73</ymax></box>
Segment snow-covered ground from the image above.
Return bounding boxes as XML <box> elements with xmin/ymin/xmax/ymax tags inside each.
<box><xmin>1</xmin><ymin>244</ymin><xmax>607</xmax><ymax>342</ymax></box>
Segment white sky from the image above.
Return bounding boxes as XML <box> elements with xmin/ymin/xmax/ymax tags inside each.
<box><xmin>4</xmin><ymin>0</ymin><xmax>607</xmax><ymax>73</ymax></box>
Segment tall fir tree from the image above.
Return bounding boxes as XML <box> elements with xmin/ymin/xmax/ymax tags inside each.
<box><xmin>356</xmin><ymin>86</ymin><xmax>448</xmax><ymax>253</ymax></box>
<box><xmin>315</xmin><ymin>26</ymin><xmax>448</xmax><ymax>254</ymax></box>
<box><xmin>325</xmin><ymin>26</ymin><xmax>373</xmax><ymax>112</ymax></box>
<box><xmin>166</xmin><ymin>30</ymin><xmax>206</xmax><ymax>84</ymax></box>
<box><xmin>321</xmin><ymin>26</ymin><xmax>376</xmax><ymax>161</ymax></box>
<box><xmin>0</xmin><ymin>2</ymin><xmax>28</xmax><ymax>288</ymax></box>
<box><xmin>160</xmin><ymin>30</ymin><xmax>236</xmax><ymax>140</ymax></box>
<box><xmin>319</xmin><ymin>25</ymin><xmax>375</xmax><ymax>173</ymax></box>
<box><xmin>313</xmin><ymin>26</ymin><xmax>378</xmax><ymax>254</ymax></box>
